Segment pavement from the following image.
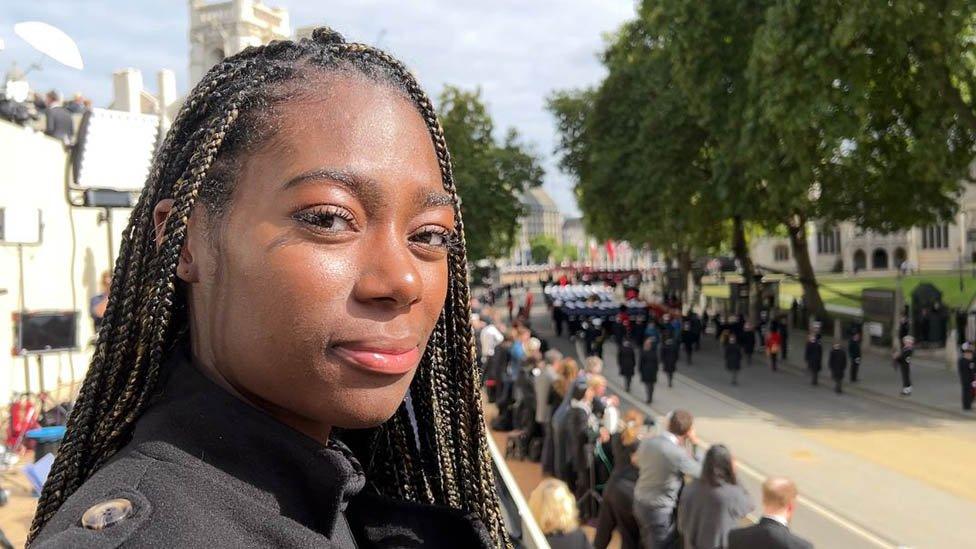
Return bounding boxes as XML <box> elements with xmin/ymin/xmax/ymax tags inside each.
<box><xmin>521</xmin><ymin>290</ymin><xmax>976</xmax><ymax>549</ymax></box>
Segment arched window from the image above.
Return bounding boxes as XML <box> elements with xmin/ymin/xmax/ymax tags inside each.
<box><xmin>853</xmin><ymin>249</ymin><xmax>866</xmax><ymax>271</ymax></box>
<box><xmin>893</xmin><ymin>247</ymin><xmax>907</xmax><ymax>268</ymax></box>
<box><xmin>872</xmin><ymin>248</ymin><xmax>889</xmax><ymax>270</ymax></box>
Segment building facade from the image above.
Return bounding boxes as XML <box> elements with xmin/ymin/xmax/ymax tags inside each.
<box><xmin>509</xmin><ymin>188</ymin><xmax>563</xmax><ymax>265</ymax></box>
<box><xmin>188</xmin><ymin>0</ymin><xmax>290</xmax><ymax>88</ymax></box>
<box><xmin>751</xmin><ymin>183</ymin><xmax>976</xmax><ymax>274</ymax></box>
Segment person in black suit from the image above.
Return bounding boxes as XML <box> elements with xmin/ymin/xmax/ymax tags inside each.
<box><xmin>43</xmin><ymin>90</ymin><xmax>74</xmax><ymax>145</ymax></box>
<box><xmin>958</xmin><ymin>342</ymin><xmax>975</xmax><ymax>411</ymax></box>
<box><xmin>639</xmin><ymin>335</ymin><xmax>659</xmax><ymax>403</ymax></box>
<box><xmin>728</xmin><ymin>477</ymin><xmax>813</xmax><ymax>549</ymax></box>
<box><xmin>848</xmin><ymin>332</ymin><xmax>862</xmax><ymax>382</ymax></box>
<box><xmin>618</xmin><ymin>337</ymin><xmax>637</xmax><ymax>391</ymax></box>
<box><xmin>828</xmin><ymin>342</ymin><xmax>847</xmax><ymax>394</ymax></box>
<box><xmin>804</xmin><ymin>334</ymin><xmax>822</xmax><ymax>386</ymax></box>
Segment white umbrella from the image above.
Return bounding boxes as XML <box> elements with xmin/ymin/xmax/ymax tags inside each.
<box><xmin>14</xmin><ymin>21</ymin><xmax>83</xmax><ymax>70</ymax></box>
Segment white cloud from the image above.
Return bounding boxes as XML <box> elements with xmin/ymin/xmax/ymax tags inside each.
<box><xmin>1</xmin><ymin>0</ymin><xmax>636</xmax><ymax>215</ymax></box>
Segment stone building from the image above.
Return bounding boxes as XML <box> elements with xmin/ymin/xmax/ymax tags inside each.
<box><xmin>509</xmin><ymin>188</ymin><xmax>563</xmax><ymax>265</ymax></box>
<box><xmin>188</xmin><ymin>0</ymin><xmax>290</xmax><ymax>88</ymax></box>
<box><xmin>751</xmin><ymin>183</ymin><xmax>976</xmax><ymax>274</ymax></box>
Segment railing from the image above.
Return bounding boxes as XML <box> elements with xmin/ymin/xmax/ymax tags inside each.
<box><xmin>485</xmin><ymin>430</ymin><xmax>550</xmax><ymax>549</ymax></box>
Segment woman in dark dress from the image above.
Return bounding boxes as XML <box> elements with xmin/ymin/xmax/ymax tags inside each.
<box><xmin>617</xmin><ymin>337</ymin><xmax>637</xmax><ymax>392</ymax></box>
<box><xmin>529</xmin><ymin>479</ymin><xmax>594</xmax><ymax>549</ymax></box>
<box><xmin>726</xmin><ymin>334</ymin><xmax>743</xmax><ymax>385</ymax></box>
<box><xmin>639</xmin><ymin>334</ymin><xmax>660</xmax><ymax>403</ymax></box>
<box><xmin>29</xmin><ymin>29</ymin><xmax>505</xmax><ymax>548</ymax></box>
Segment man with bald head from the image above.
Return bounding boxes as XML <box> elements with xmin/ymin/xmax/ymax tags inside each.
<box><xmin>728</xmin><ymin>477</ymin><xmax>813</xmax><ymax>549</ymax></box>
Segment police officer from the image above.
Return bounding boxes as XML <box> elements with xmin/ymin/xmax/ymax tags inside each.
<box><xmin>958</xmin><ymin>342</ymin><xmax>975</xmax><ymax>411</ymax></box>
<box><xmin>848</xmin><ymin>331</ymin><xmax>862</xmax><ymax>382</ymax></box>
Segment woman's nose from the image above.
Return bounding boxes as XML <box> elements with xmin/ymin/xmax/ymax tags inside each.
<box><xmin>352</xmin><ymin>231</ymin><xmax>423</xmax><ymax>310</ymax></box>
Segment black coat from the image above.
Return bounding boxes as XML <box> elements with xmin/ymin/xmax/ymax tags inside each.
<box><xmin>728</xmin><ymin>517</ymin><xmax>813</xmax><ymax>549</ymax></box>
<box><xmin>661</xmin><ymin>340</ymin><xmax>679</xmax><ymax>373</ymax></box>
<box><xmin>804</xmin><ymin>341</ymin><xmax>823</xmax><ymax>371</ymax></box>
<box><xmin>739</xmin><ymin>330</ymin><xmax>756</xmax><ymax>353</ymax></box>
<box><xmin>617</xmin><ymin>340</ymin><xmax>637</xmax><ymax>377</ymax></box>
<box><xmin>725</xmin><ymin>343</ymin><xmax>743</xmax><ymax>371</ymax></box>
<box><xmin>34</xmin><ymin>349</ymin><xmax>492</xmax><ymax>548</ymax></box>
<box><xmin>958</xmin><ymin>357</ymin><xmax>975</xmax><ymax>385</ymax></box>
<box><xmin>829</xmin><ymin>348</ymin><xmax>847</xmax><ymax>380</ymax></box>
<box><xmin>639</xmin><ymin>344</ymin><xmax>659</xmax><ymax>383</ymax></box>
<box><xmin>848</xmin><ymin>339</ymin><xmax>861</xmax><ymax>361</ymax></box>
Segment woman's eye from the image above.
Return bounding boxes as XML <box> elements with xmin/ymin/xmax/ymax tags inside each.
<box><xmin>293</xmin><ymin>207</ymin><xmax>356</xmax><ymax>233</ymax></box>
<box><xmin>412</xmin><ymin>227</ymin><xmax>457</xmax><ymax>250</ymax></box>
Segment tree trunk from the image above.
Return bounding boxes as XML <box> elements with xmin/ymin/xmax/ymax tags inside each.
<box><xmin>731</xmin><ymin>215</ymin><xmax>761</xmax><ymax>324</ymax></box>
<box><xmin>785</xmin><ymin>212</ymin><xmax>825</xmax><ymax>320</ymax></box>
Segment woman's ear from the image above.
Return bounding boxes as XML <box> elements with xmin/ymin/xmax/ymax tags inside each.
<box><xmin>153</xmin><ymin>199</ymin><xmax>201</xmax><ymax>283</ymax></box>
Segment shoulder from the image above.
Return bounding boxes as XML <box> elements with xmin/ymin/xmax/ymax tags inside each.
<box><xmin>32</xmin><ymin>442</ymin><xmax>263</xmax><ymax>548</ymax></box>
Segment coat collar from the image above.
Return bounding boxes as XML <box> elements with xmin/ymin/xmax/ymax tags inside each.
<box><xmin>131</xmin><ymin>347</ymin><xmax>366</xmax><ymax>540</ymax></box>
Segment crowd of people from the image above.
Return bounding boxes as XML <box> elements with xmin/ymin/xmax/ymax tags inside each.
<box><xmin>472</xmin><ymin>287</ymin><xmax>814</xmax><ymax>549</ymax></box>
<box><xmin>1</xmin><ymin>68</ymin><xmax>88</xmax><ymax>145</ymax></box>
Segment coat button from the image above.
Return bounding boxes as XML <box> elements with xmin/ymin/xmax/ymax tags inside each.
<box><xmin>81</xmin><ymin>498</ymin><xmax>133</xmax><ymax>530</ymax></box>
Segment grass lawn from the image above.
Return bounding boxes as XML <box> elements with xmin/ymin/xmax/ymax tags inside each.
<box><xmin>702</xmin><ymin>272</ymin><xmax>976</xmax><ymax>311</ymax></box>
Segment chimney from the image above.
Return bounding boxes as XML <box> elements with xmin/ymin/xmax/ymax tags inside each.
<box><xmin>112</xmin><ymin>68</ymin><xmax>143</xmax><ymax>113</ymax></box>
<box><xmin>157</xmin><ymin>69</ymin><xmax>177</xmax><ymax>132</ymax></box>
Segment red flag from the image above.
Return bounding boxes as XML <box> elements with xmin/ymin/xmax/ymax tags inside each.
<box><xmin>606</xmin><ymin>240</ymin><xmax>616</xmax><ymax>262</ymax></box>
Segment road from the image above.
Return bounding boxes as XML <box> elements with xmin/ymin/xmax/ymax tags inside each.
<box><xmin>529</xmin><ymin>304</ymin><xmax>976</xmax><ymax>549</ymax></box>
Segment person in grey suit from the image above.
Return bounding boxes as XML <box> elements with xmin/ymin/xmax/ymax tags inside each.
<box><xmin>677</xmin><ymin>445</ymin><xmax>753</xmax><ymax>549</ymax></box>
<box><xmin>535</xmin><ymin>350</ymin><xmax>563</xmax><ymax>427</ymax></box>
<box><xmin>633</xmin><ymin>409</ymin><xmax>703</xmax><ymax>549</ymax></box>
<box><xmin>728</xmin><ymin>477</ymin><xmax>813</xmax><ymax>549</ymax></box>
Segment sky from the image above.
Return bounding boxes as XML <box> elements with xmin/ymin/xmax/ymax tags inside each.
<box><xmin>0</xmin><ymin>0</ymin><xmax>637</xmax><ymax>216</ymax></box>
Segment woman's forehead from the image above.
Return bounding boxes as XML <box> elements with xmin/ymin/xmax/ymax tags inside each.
<box><xmin>245</xmin><ymin>75</ymin><xmax>443</xmax><ymax>195</ymax></box>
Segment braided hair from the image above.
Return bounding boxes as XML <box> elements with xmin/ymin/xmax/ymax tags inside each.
<box><xmin>29</xmin><ymin>28</ymin><xmax>508</xmax><ymax>547</ymax></box>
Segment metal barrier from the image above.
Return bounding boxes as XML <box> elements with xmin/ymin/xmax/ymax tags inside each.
<box><xmin>485</xmin><ymin>430</ymin><xmax>550</xmax><ymax>549</ymax></box>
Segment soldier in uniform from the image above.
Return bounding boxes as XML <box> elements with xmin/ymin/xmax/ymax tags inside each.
<box><xmin>894</xmin><ymin>336</ymin><xmax>915</xmax><ymax>396</ymax></box>
<box><xmin>29</xmin><ymin>30</ymin><xmax>505</xmax><ymax>548</ymax></box>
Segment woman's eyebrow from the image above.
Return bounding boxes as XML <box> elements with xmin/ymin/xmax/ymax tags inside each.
<box><xmin>417</xmin><ymin>189</ymin><xmax>456</xmax><ymax>209</ymax></box>
<box><xmin>281</xmin><ymin>167</ymin><xmax>382</xmax><ymax>208</ymax></box>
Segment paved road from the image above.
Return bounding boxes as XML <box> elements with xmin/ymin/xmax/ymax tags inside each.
<box><xmin>528</xmin><ymin>302</ymin><xmax>976</xmax><ymax>549</ymax></box>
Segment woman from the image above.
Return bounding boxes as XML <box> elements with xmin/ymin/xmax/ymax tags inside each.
<box><xmin>725</xmin><ymin>335</ymin><xmax>743</xmax><ymax>386</ymax></box>
<box><xmin>677</xmin><ymin>445</ymin><xmax>753</xmax><ymax>549</ymax></box>
<box><xmin>594</xmin><ymin>410</ymin><xmax>645</xmax><ymax>549</ymax></box>
<box><xmin>617</xmin><ymin>337</ymin><xmax>636</xmax><ymax>392</ymax></box>
<box><xmin>765</xmin><ymin>327</ymin><xmax>782</xmax><ymax>371</ymax></box>
<box><xmin>639</xmin><ymin>334</ymin><xmax>659</xmax><ymax>403</ymax></box>
<box><xmin>661</xmin><ymin>333</ymin><xmax>679</xmax><ymax>388</ymax></box>
<box><xmin>528</xmin><ymin>479</ymin><xmax>593</xmax><ymax>549</ymax></box>
<box><xmin>30</xmin><ymin>29</ymin><xmax>505</xmax><ymax>548</ymax></box>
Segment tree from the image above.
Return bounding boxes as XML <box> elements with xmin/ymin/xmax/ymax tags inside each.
<box><xmin>438</xmin><ymin>86</ymin><xmax>544</xmax><ymax>261</ymax></box>
<box><xmin>548</xmin><ymin>20</ymin><xmax>726</xmax><ymax>302</ymax></box>
<box><xmin>529</xmin><ymin>234</ymin><xmax>558</xmax><ymax>264</ymax></box>
<box><xmin>741</xmin><ymin>1</ymin><xmax>976</xmax><ymax>315</ymax></box>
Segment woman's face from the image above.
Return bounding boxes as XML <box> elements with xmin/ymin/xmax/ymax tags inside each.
<box><xmin>177</xmin><ymin>75</ymin><xmax>453</xmax><ymax>440</ymax></box>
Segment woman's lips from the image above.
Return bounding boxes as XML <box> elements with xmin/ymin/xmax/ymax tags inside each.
<box><xmin>332</xmin><ymin>345</ymin><xmax>421</xmax><ymax>375</ymax></box>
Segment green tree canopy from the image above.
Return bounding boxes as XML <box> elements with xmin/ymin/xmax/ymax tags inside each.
<box><xmin>529</xmin><ymin>234</ymin><xmax>559</xmax><ymax>264</ymax></box>
<box><xmin>438</xmin><ymin>86</ymin><xmax>544</xmax><ymax>261</ymax></box>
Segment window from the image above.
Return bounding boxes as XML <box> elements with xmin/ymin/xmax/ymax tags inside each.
<box><xmin>816</xmin><ymin>227</ymin><xmax>841</xmax><ymax>255</ymax></box>
<box><xmin>921</xmin><ymin>224</ymin><xmax>950</xmax><ymax>249</ymax></box>
<box><xmin>773</xmin><ymin>244</ymin><xmax>790</xmax><ymax>262</ymax></box>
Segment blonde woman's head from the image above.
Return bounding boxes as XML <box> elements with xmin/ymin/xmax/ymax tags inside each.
<box><xmin>528</xmin><ymin>478</ymin><xmax>580</xmax><ymax>535</ymax></box>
